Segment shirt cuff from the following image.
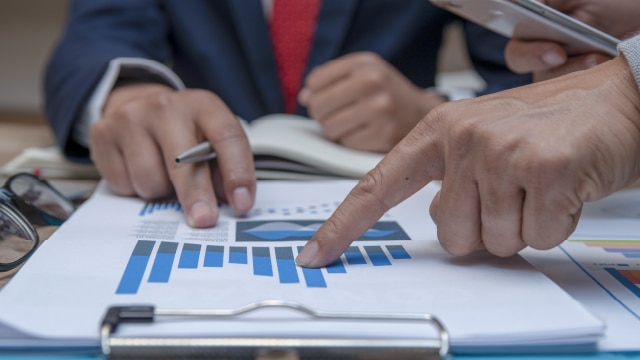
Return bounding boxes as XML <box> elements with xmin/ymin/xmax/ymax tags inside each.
<box><xmin>618</xmin><ymin>34</ymin><xmax>640</xmax><ymax>93</ymax></box>
<box><xmin>426</xmin><ymin>87</ymin><xmax>477</xmax><ymax>102</ymax></box>
<box><xmin>73</xmin><ymin>58</ymin><xmax>186</xmax><ymax>148</ymax></box>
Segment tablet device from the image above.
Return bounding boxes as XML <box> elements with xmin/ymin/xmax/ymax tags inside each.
<box><xmin>430</xmin><ymin>0</ymin><xmax>620</xmax><ymax>56</ymax></box>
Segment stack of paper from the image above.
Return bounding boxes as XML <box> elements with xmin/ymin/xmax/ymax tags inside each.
<box><xmin>0</xmin><ymin>180</ymin><xmax>604</xmax><ymax>354</ymax></box>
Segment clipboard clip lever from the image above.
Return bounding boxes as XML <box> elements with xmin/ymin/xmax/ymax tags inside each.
<box><xmin>100</xmin><ymin>299</ymin><xmax>450</xmax><ymax>359</ymax></box>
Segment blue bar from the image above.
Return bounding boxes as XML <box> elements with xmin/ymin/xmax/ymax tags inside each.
<box><xmin>603</xmin><ymin>248</ymin><xmax>640</xmax><ymax>253</ymax></box>
<box><xmin>139</xmin><ymin>203</ymin><xmax>151</xmax><ymax>216</ymax></box>
<box><xmin>148</xmin><ymin>242</ymin><xmax>178</xmax><ymax>282</ymax></box>
<box><xmin>116</xmin><ymin>240</ymin><xmax>155</xmax><ymax>295</ymax></box>
<box><xmin>365</xmin><ymin>246</ymin><xmax>391</xmax><ymax>266</ymax></box>
<box><xmin>229</xmin><ymin>246</ymin><xmax>248</xmax><ymax>264</ymax></box>
<box><xmin>178</xmin><ymin>243</ymin><xmax>201</xmax><ymax>269</ymax></box>
<box><xmin>275</xmin><ymin>247</ymin><xmax>299</xmax><ymax>283</ymax></box>
<box><xmin>386</xmin><ymin>245</ymin><xmax>411</xmax><ymax>260</ymax></box>
<box><xmin>204</xmin><ymin>245</ymin><xmax>224</xmax><ymax>267</ymax></box>
<box><xmin>253</xmin><ymin>247</ymin><xmax>273</xmax><ymax>276</ymax></box>
<box><xmin>344</xmin><ymin>246</ymin><xmax>367</xmax><ymax>265</ymax></box>
<box><xmin>325</xmin><ymin>258</ymin><xmax>347</xmax><ymax>273</ymax></box>
<box><xmin>298</xmin><ymin>246</ymin><xmax>327</xmax><ymax>288</ymax></box>
<box><xmin>605</xmin><ymin>268</ymin><xmax>640</xmax><ymax>297</ymax></box>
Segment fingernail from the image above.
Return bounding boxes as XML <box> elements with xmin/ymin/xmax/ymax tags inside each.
<box><xmin>232</xmin><ymin>187</ymin><xmax>252</xmax><ymax>214</ymax></box>
<box><xmin>541</xmin><ymin>51</ymin><xmax>565</xmax><ymax>66</ymax></box>
<box><xmin>296</xmin><ymin>241</ymin><xmax>319</xmax><ymax>267</ymax></box>
<box><xmin>188</xmin><ymin>201</ymin><xmax>216</xmax><ymax>228</ymax></box>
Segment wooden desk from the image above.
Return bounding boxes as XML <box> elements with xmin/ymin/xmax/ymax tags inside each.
<box><xmin>0</xmin><ymin>112</ymin><xmax>55</xmax><ymax>166</ymax></box>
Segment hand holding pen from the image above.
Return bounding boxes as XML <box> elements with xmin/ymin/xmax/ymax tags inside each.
<box><xmin>90</xmin><ymin>84</ymin><xmax>256</xmax><ymax>228</ymax></box>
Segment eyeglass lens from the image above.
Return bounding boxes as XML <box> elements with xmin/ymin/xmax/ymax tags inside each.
<box><xmin>8</xmin><ymin>174</ymin><xmax>74</xmax><ymax>222</ymax></box>
<box><xmin>0</xmin><ymin>204</ymin><xmax>37</xmax><ymax>266</ymax></box>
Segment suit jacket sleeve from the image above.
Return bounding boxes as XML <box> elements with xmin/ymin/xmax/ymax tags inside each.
<box><xmin>44</xmin><ymin>0</ymin><xmax>171</xmax><ymax>162</ymax></box>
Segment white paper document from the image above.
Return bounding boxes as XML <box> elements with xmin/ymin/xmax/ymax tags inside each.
<box><xmin>522</xmin><ymin>187</ymin><xmax>640</xmax><ymax>352</ymax></box>
<box><xmin>0</xmin><ymin>180</ymin><xmax>604</xmax><ymax>353</ymax></box>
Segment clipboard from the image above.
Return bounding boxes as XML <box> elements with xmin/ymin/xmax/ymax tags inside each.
<box><xmin>99</xmin><ymin>300</ymin><xmax>450</xmax><ymax>359</ymax></box>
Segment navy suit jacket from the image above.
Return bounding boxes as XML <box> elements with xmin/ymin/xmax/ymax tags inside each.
<box><xmin>44</xmin><ymin>0</ymin><xmax>530</xmax><ymax>161</ymax></box>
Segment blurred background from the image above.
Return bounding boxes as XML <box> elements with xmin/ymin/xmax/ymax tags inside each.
<box><xmin>0</xmin><ymin>0</ymin><xmax>477</xmax><ymax>119</ymax></box>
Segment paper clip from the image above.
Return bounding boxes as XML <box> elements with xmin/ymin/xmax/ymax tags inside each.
<box><xmin>100</xmin><ymin>299</ymin><xmax>450</xmax><ymax>359</ymax></box>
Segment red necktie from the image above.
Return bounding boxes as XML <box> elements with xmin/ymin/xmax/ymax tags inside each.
<box><xmin>270</xmin><ymin>0</ymin><xmax>321</xmax><ymax>114</ymax></box>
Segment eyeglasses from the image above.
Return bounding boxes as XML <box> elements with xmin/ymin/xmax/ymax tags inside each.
<box><xmin>0</xmin><ymin>173</ymin><xmax>75</xmax><ymax>272</ymax></box>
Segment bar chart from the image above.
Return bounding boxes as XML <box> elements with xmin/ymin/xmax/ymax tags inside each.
<box><xmin>139</xmin><ymin>200</ymin><xmax>182</xmax><ymax>216</ymax></box>
<box><xmin>559</xmin><ymin>240</ymin><xmax>640</xmax><ymax>321</ymax></box>
<box><xmin>116</xmin><ymin>240</ymin><xmax>413</xmax><ymax>295</ymax></box>
<box><xmin>566</xmin><ymin>240</ymin><xmax>640</xmax><ymax>299</ymax></box>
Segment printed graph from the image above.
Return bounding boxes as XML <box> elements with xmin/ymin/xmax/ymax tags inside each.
<box><xmin>566</xmin><ymin>240</ymin><xmax>640</xmax><ymax>300</ymax></box>
<box><xmin>116</xmin><ymin>240</ymin><xmax>412</xmax><ymax>294</ymax></box>
<box><xmin>236</xmin><ymin>220</ymin><xmax>409</xmax><ymax>241</ymax></box>
<box><xmin>139</xmin><ymin>200</ymin><xmax>182</xmax><ymax>216</ymax></box>
<box><xmin>139</xmin><ymin>200</ymin><xmax>342</xmax><ymax>217</ymax></box>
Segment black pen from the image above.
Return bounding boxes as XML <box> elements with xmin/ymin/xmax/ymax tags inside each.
<box><xmin>175</xmin><ymin>141</ymin><xmax>217</xmax><ymax>164</ymax></box>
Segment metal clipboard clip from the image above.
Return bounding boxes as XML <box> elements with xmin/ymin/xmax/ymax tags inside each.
<box><xmin>100</xmin><ymin>299</ymin><xmax>450</xmax><ymax>359</ymax></box>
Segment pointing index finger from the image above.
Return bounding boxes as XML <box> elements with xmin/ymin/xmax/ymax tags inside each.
<box><xmin>295</xmin><ymin>120</ymin><xmax>442</xmax><ymax>268</ymax></box>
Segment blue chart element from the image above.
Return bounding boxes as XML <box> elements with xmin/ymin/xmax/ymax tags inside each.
<box><xmin>387</xmin><ymin>245</ymin><xmax>411</xmax><ymax>260</ymax></box>
<box><xmin>365</xmin><ymin>246</ymin><xmax>392</xmax><ymax>266</ymax></box>
<box><xmin>178</xmin><ymin>243</ymin><xmax>201</xmax><ymax>269</ymax></box>
<box><xmin>139</xmin><ymin>201</ymin><xmax>182</xmax><ymax>216</ymax></box>
<box><xmin>253</xmin><ymin>247</ymin><xmax>273</xmax><ymax>276</ymax></box>
<box><xmin>298</xmin><ymin>247</ymin><xmax>326</xmax><ymax>288</ymax></box>
<box><xmin>204</xmin><ymin>245</ymin><xmax>224</xmax><ymax>267</ymax></box>
<box><xmin>275</xmin><ymin>247</ymin><xmax>299</xmax><ymax>284</ymax></box>
<box><xmin>116</xmin><ymin>241</ymin><xmax>412</xmax><ymax>294</ymax></box>
<box><xmin>605</xmin><ymin>268</ymin><xmax>640</xmax><ymax>297</ymax></box>
<box><xmin>236</xmin><ymin>220</ymin><xmax>410</xmax><ymax>242</ymax></box>
<box><xmin>149</xmin><ymin>242</ymin><xmax>178</xmax><ymax>282</ymax></box>
<box><xmin>325</xmin><ymin>258</ymin><xmax>347</xmax><ymax>273</ymax></box>
<box><xmin>344</xmin><ymin>246</ymin><xmax>367</xmax><ymax>265</ymax></box>
<box><xmin>116</xmin><ymin>240</ymin><xmax>155</xmax><ymax>295</ymax></box>
<box><xmin>229</xmin><ymin>246</ymin><xmax>248</xmax><ymax>264</ymax></box>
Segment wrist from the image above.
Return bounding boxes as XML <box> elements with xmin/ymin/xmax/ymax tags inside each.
<box><xmin>104</xmin><ymin>82</ymin><xmax>175</xmax><ymax>116</ymax></box>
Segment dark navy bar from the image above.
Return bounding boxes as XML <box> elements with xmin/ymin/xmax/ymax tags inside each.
<box><xmin>364</xmin><ymin>245</ymin><xmax>391</xmax><ymax>266</ymax></box>
<box><xmin>252</xmin><ymin>247</ymin><xmax>273</xmax><ymax>276</ymax></box>
<box><xmin>229</xmin><ymin>246</ymin><xmax>248</xmax><ymax>264</ymax></box>
<box><xmin>178</xmin><ymin>243</ymin><xmax>201</xmax><ymax>269</ymax></box>
<box><xmin>116</xmin><ymin>240</ymin><xmax>155</xmax><ymax>294</ymax></box>
<box><xmin>204</xmin><ymin>245</ymin><xmax>224</xmax><ymax>267</ymax></box>
<box><xmin>148</xmin><ymin>241</ymin><xmax>178</xmax><ymax>282</ymax></box>
<box><xmin>344</xmin><ymin>246</ymin><xmax>367</xmax><ymax>265</ymax></box>
<box><xmin>275</xmin><ymin>247</ymin><xmax>299</xmax><ymax>283</ymax></box>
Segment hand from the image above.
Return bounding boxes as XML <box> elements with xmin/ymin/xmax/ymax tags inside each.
<box><xmin>298</xmin><ymin>52</ymin><xmax>446</xmax><ymax>153</ymax></box>
<box><xmin>90</xmin><ymin>83</ymin><xmax>256</xmax><ymax>228</ymax></box>
<box><xmin>296</xmin><ymin>56</ymin><xmax>640</xmax><ymax>267</ymax></box>
<box><xmin>505</xmin><ymin>0</ymin><xmax>640</xmax><ymax>82</ymax></box>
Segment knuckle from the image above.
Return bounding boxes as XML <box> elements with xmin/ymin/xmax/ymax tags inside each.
<box><xmin>369</xmin><ymin>92</ymin><xmax>394</xmax><ymax>114</ymax></box>
<box><xmin>354</xmin><ymin>170</ymin><xmax>392</xmax><ymax>213</ymax></box>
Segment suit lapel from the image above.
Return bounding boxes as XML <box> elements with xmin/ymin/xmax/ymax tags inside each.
<box><xmin>307</xmin><ymin>0</ymin><xmax>358</xmax><ymax>73</ymax></box>
<box><xmin>228</xmin><ymin>0</ymin><xmax>284</xmax><ymax>114</ymax></box>
<box><xmin>228</xmin><ymin>0</ymin><xmax>359</xmax><ymax>115</ymax></box>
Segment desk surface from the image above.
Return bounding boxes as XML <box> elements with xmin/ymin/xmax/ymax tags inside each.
<box><xmin>0</xmin><ymin>113</ymin><xmax>59</xmax><ymax>288</ymax></box>
<box><xmin>0</xmin><ymin>113</ymin><xmax>55</xmax><ymax>165</ymax></box>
